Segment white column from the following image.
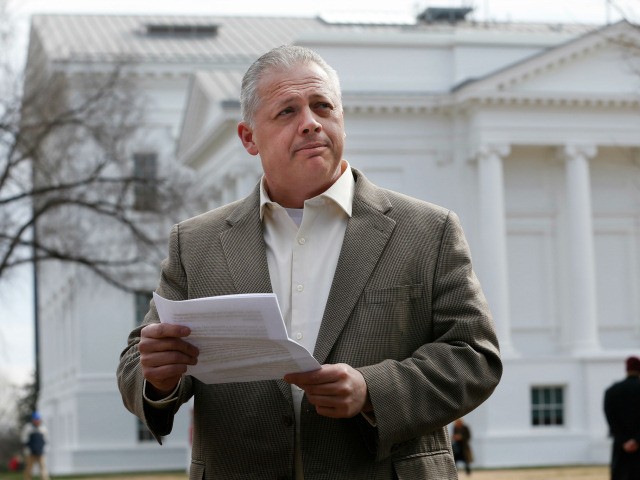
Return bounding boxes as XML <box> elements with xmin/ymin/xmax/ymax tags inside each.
<box><xmin>477</xmin><ymin>144</ymin><xmax>516</xmax><ymax>357</ymax></box>
<box><xmin>560</xmin><ymin>144</ymin><xmax>601</xmax><ymax>354</ymax></box>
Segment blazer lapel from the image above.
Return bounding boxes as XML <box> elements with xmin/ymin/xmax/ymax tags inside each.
<box><xmin>219</xmin><ymin>187</ymin><xmax>292</xmax><ymax>404</ymax></box>
<box><xmin>313</xmin><ymin>170</ymin><xmax>396</xmax><ymax>364</ymax></box>
<box><xmin>219</xmin><ymin>188</ymin><xmax>272</xmax><ymax>295</ymax></box>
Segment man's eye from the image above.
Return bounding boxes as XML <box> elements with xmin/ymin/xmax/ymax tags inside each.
<box><xmin>278</xmin><ymin>107</ymin><xmax>294</xmax><ymax>116</ymax></box>
<box><xmin>317</xmin><ymin>103</ymin><xmax>332</xmax><ymax>110</ymax></box>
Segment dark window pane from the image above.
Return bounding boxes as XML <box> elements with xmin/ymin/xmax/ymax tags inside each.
<box><xmin>532</xmin><ymin>388</ymin><xmax>539</xmax><ymax>405</ymax></box>
<box><xmin>134</xmin><ymin>291</ymin><xmax>152</xmax><ymax>327</ymax></box>
<box><xmin>137</xmin><ymin>418</ymin><xmax>155</xmax><ymax>442</ymax></box>
<box><xmin>531</xmin><ymin>386</ymin><xmax>565</xmax><ymax>427</ymax></box>
<box><xmin>555</xmin><ymin>408</ymin><xmax>563</xmax><ymax>424</ymax></box>
<box><xmin>532</xmin><ymin>409</ymin><xmax>540</xmax><ymax>425</ymax></box>
<box><xmin>133</xmin><ymin>153</ymin><xmax>158</xmax><ymax>211</ymax></box>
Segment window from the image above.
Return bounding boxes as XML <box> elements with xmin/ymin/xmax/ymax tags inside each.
<box><xmin>134</xmin><ymin>291</ymin><xmax>153</xmax><ymax>326</ymax></box>
<box><xmin>145</xmin><ymin>23</ymin><xmax>218</xmax><ymax>37</ymax></box>
<box><xmin>134</xmin><ymin>290</ymin><xmax>157</xmax><ymax>442</ymax></box>
<box><xmin>531</xmin><ymin>386</ymin><xmax>564</xmax><ymax>426</ymax></box>
<box><xmin>133</xmin><ymin>153</ymin><xmax>158</xmax><ymax>211</ymax></box>
<box><xmin>137</xmin><ymin>419</ymin><xmax>155</xmax><ymax>442</ymax></box>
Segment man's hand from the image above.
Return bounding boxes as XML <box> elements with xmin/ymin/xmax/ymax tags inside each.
<box><xmin>138</xmin><ymin>323</ymin><xmax>199</xmax><ymax>398</ymax></box>
<box><xmin>284</xmin><ymin>363</ymin><xmax>371</xmax><ymax>418</ymax></box>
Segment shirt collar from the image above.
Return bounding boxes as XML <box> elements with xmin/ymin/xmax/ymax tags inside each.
<box><xmin>259</xmin><ymin>161</ymin><xmax>354</xmax><ymax>220</ymax></box>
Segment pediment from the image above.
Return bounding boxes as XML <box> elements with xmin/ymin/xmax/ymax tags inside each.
<box><xmin>456</xmin><ymin>21</ymin><xmax>640</xmax><ymax>101</ymax></box>
<box><xmin>177</xmin><ymin>70</ymin><xmax>243</xmax><ymax>160</ymax></box>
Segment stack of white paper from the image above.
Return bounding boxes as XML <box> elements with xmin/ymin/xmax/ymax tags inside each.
<box><xmin>153</xmin><ymin>292</ymin><xmax>321</xmax><ymax>384</ymax></box>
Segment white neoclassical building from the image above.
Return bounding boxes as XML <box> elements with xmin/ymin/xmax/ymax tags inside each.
<box><xmin>25</xmin><ymin>9</ymin><xmax>640</xmax><ymax>474</ymax></box>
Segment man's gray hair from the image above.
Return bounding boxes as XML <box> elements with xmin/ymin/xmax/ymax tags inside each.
<box><xmin>240</xmin><ymin>45</ymin><xmax>342</xmax><ymax>126</ymax></box>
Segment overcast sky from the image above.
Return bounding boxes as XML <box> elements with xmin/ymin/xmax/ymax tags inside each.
<box><xmin>0</xmin><ymin>0</ymin><xmax>638</xmax><ymax>386</ymax></box>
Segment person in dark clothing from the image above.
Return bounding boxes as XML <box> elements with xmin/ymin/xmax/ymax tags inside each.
<box><xmin>452</xmin><ymin>418</ymin><xmax>473</xmax><ymax>475</ymax></box>
<box><xmin>604</xmin><ymin>356</ymin><xmax>640</xmax><ymax>480</ymax></box>
<box><xmin>21</xmin><ymin>411</ymin><xmax>50</xmax><ymax>480</ymax></box>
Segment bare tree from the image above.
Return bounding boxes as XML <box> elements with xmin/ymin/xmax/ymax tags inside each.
<box><xmin>0</xmin><ymin>369</ymin><xmax>22</xmax><ymax>468</ymax></box>
<box><xmin>0</xmin><ymin>41</ymin><xmax>202</xmax><ymax>293</ymax></box>
<box><xmin>0</xmin><ymin>371</ymin><xmax>37</xmax><ymax>469</ymax></box>
<box><xmin>0</xmin><ymin>5</ymin><xmax>213</xmax><ymax>399</ymax></box>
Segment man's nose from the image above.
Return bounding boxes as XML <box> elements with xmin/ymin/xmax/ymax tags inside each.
<box><xmin>300</xmin><ymin>109</ymin><xmax>322</xmax><ymax>134</ymax></box>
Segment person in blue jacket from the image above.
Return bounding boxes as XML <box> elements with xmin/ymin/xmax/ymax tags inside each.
<box><xmin>21</xmin><ymin>411</ymin><xmax>50</xmax><ymax>480</ymax></box>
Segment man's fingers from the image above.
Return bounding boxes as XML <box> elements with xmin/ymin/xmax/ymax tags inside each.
<box><xmin>142</xmin><ymin>322</ymin><xmax>191</xmax><ymax>339</ymax></box>
<box><xmin>143</xmin><ymin>363</ymin><xmax>189</xmax><ymax>381</ymax></box>
<box><xmin>140</xmin><ymin>349</ymin><xmax>198</xmax><ymax>368</ymax></box>
<box><xmin>138</xmin><ymin>324</ymin><xmax>198</xmax><ymax>394</ymax></box>
<box><xmin>284</xmin><ymin>364</ymin><xmax>341</xmax><ymax>386</ymax></box>
<box><xmin>138</xmin><ymin>336</ymin><xmax>199</xmax><ymax>358</ymax></box>
<box><xmin>285</xmin><ymin>363</ymin><xmax>369</xmax><ymax>418</ymax></box>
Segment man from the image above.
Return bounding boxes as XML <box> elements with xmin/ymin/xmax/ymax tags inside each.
<box><xmin>604</xmin><ymin>356</ymin><xmax>640</xmax><ymax>480</ymax></box>
<box><xmin>118</xmin><ymin>45</ymin><xmax>502</xmax><ymax>479</ymax></box>
<box><xmin>21</xmin><ymin>412</ymin><xmax>50</xmax><ymax>480</ymax></box>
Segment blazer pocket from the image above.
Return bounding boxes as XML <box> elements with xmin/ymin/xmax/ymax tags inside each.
<box><xmin>189</xmin><ymin>460</ymin><xmax>205</xmax><ymax>480</ymax></box>
<box><xmin>393</xmin><ymin>449</ymin><xmax>457</xmax><ymax>479</ymax></box>
<box><xmin>364</xmin><ymin>284</ymin><xmax>423</xmax><ymax>304</ymax></box>
<box><xmin>358</xmin><ymin>284</ymin><xmax>425</xmax><ymax>360</ymax></box>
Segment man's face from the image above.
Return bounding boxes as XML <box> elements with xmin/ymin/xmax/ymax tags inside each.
<box><xmin>238</xmin><ymin>62</ymin><xmax>345</xmax><ymax>207</ymax></box>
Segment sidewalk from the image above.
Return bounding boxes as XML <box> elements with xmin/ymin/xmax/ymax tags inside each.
<box><xmin>469</xmin><ymin>465</ymin><xmax>607</xmax><ymax>479</ymax></box>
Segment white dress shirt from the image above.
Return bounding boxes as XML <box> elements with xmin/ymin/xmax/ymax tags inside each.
<box><xmin>260</xmin><ymin>163</ymin><xmax>354</xmax><ymax>479</ymax></box>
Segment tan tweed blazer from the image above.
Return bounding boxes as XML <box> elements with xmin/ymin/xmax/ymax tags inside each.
<box><xmin>118</xmin><ymin>168</ymin><xmax>502</xmax><ymax>480</ymax></box>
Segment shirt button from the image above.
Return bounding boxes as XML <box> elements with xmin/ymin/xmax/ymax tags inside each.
<box><xmin>296</xmin><ymin>284</ymin><xmax>304</xmax><ymax>292</ymax></box>
<box><xmin>298</xmin><ymin>237</ymin><xmax>306</xmax><ymax>245</ymax></box>
<box><xmin>295</xmin><ymin>332</ymin><xmax>303</xmax><ymax>340</ymax></box>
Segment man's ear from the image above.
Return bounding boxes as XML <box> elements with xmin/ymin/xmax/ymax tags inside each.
<box><xmin>238</xmin><ymin>122</ymin><xmax>259</xmax><ymax>156</ymax></box>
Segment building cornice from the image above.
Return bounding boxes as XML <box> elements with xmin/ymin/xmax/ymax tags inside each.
<box><xmin>455</xmin><ymin>92</ymin><xmax>640</xmax><ymax>109</ymax></box>
<box><xmin>342</xmin><ymin>90</ymin><xmax>640</xmax><ymax>114</ymax></box>
<box><xmin>342</xmin><ymin>93</ymin><xmax>453</xmax><ymax>114</ymax></box>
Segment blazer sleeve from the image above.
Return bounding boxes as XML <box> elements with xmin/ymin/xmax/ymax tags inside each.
<box><xmin>117</xmin><ymin>223</ymin><xmax>195</xmax><ymax>443</ymax></box>
<box><xmin>357</xmin><ymin>210</ymin><xmax>502</xmax><ymax>461</ymax></box>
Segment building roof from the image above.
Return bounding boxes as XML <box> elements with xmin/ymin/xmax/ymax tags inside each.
<box><xmin>29</xmin><ymin>15</ymin><xmax>323</xmax><ymax>64</ymax></box>
<box><xmin>29</xmin><ymin>14</ymin><xmax>596</xmax><ymax>65</ymax></box>
<box><xmin>454</xmin><ymin>20</ymin><xmax>640</xmax><ymax>97</ymax></box>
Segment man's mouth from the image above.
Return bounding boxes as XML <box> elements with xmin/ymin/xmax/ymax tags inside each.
<box><xmin>296</xmin><ymin>142</ymin><xmax>326</xmax><ymax>153</ymax></box>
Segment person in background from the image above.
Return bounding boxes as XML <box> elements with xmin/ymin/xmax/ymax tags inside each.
<box><xmin>452</xmin><ymin>418</ymin><xmax>473</xmax><ymax>475</ymax></box>
<box><xmin>21</xmin><ymin>411</ymin><xmax>50</xmax><ymax>480</ymax></box>
<box><xmin>604</xmin><ymin>356</ymin><xmax>640</xmax><ymax>480</ymax></box>
<box><xmin>118</xmin><ymin>44</ymin><xmax>502</xmax><ymax>479</ymax></box>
